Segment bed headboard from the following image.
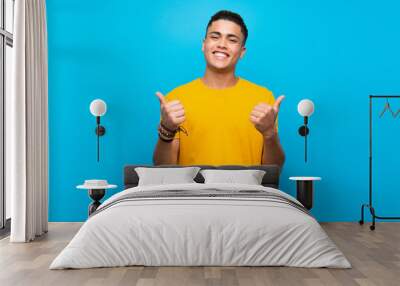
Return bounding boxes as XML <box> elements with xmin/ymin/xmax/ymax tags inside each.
<box><xmin>124</xmin><ymin>165</ymin><xmax>281</xmax><ymax>189</ymax></box>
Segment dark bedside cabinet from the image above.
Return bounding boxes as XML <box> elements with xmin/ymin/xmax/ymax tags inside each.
<box><xmin>289</xmin><ymin>177</ymin><xmax>321</xmax><ymax>210</ymax></box>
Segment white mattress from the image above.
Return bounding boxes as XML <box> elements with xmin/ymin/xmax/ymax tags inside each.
<box><xmin>50</xmin><ymin>183</ymin><xmax>351</xmax><ymax>269</ymax></box>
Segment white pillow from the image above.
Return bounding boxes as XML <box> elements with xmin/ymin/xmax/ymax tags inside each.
<box><xmin>200</xmin><ymin>169</ymin><xmax>266</xmax><ymax>185</ymax></box>
<box><xmin>135</xmin><ymin>167</ymin><xmax>201</xmax><ymax>186</ymax></box>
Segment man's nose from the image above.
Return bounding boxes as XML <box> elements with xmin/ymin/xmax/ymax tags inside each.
<box><xmin>217</xmin><ymin>38</ymin><xmax>228</xmax><ymax>49</ymax></box>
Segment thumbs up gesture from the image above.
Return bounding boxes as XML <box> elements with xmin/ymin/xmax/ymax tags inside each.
<box><xmin>250</xmin><ymin>95</ymin><xmax>285</xmax><ymax>138</ymax></box>
<box><xmin>155</xmin><ymin>91</ymin><xmax>186</xmax><ymax>131</ymax></box>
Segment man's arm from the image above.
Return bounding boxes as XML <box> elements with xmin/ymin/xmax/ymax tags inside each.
<box><xmin>152</xmin><ymin>91</ymin><xmax>185</xmax><ymax>165</ymax></box>
<box><xmin>261</xmin><ymin>133</ymin><xmax>285</xmax><ymax>167</ymax></box>
<box><xmin>250</xmin><ymin>95</ymin><xmax>285</xmax><ymax>168</ymax></box>
<box><xmin>153</xmin><ymin>138</ymin><xmax>180</xmax><ymax>165</ymax></box>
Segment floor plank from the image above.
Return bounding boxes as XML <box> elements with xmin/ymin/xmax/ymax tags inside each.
<box><xmin>0</xmin><ymin>222</ymin><xmax>399</xmax><ymax>286</ymax></box>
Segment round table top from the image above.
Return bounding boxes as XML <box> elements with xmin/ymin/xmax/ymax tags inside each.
<box><xmin>76</xmin><ymin>184</ymin><xmax>117</xmax><ymax>190</ymax></box>
<box><xmin>289</xmin><ymin>176</ymin><xmax>321</xmax><ymax>181</ymax></box>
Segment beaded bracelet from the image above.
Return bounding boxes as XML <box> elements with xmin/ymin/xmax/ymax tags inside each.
<box><xmin>158</xmin><ymin>133</ymin><xmax>174</xmax><ymax>142</ymax></box>
<box><xmin>160</xmin><ymin>122</ymin><xmax>178</xmax><ymax>134</ymax></box>
<box><xmin>158</xmin><ymin>125</ymin><xmax>175</xmax><ymax>138</ymax></box>
<box><xmin>157</xmin><ymin>123</ymin><xmax>188</xmax><ymax>142</ymax></box>
<box><xmin>158</xmin><ymin>123</ymin><xmax>176</xmax><ymax>142</ymax></box>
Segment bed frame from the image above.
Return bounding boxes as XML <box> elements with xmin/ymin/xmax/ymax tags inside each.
<box><xmin>124</xmin><ymin>165</ymin><xmax>281</xmax><ymax>189</ymax></box>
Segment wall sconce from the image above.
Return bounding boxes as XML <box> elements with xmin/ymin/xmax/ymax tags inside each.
<box><xmin>297</xmin><ymin>99</ymin><xmax>315</xmax><ymax>162</ymax></box>
<box><xmin>89</xmin><ymin>99</ymin><xmax>107</xmax><ymax>162</ymax></box>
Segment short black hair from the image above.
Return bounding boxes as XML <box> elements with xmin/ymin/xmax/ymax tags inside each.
<box><xmin>206</xmin><ymin>10</ymin><xmax>248</xmax><ymax>46</ymax></box>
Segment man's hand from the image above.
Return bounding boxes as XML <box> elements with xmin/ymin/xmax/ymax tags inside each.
<box><xmin>250</xmin><ymin>95</ymin><xmax>285</xmax><ymax>139</ymax></box>
<box><xmin>155</xmin><ymin>91</ymin><xmax>186</xmax><ymax>131</ymax></box>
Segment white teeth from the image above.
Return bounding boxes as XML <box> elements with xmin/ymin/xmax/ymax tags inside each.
<box><xmin>214</xmin><ymin>52</ymin><xmax>228</xmax><ymax>58</ymax></box>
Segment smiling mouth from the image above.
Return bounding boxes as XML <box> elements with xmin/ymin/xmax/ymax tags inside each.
<box><xmin>212</xmin><ymin>51</ymin><xmax>229</xmax><ymax>58</ymax></box>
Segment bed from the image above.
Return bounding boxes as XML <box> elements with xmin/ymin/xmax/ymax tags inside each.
<box><xmin>50</xmin><ymin>165</ymin><xmax>351</xmax><ymax>269</ymax></box>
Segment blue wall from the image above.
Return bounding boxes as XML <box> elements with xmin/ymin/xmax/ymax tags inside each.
<box><xmin>47</xmin><ymin>0</ymin><xmax>400</xmax><ymax>222</ymax></box>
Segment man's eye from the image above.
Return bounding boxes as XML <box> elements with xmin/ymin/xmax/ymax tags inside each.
<box><xmin>210</xmin><ymin>36</ymin><xmax>218</xmax><ymax>39</ymax></box>
<box><xmin>229</xmin><ymin>38</ymin><xmax>238</xmax><ymax>43</ymax></box>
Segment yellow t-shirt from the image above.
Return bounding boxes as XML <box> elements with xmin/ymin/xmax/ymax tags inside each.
<box><xmin>165</xmin><ymin>78</ymin><xmax>276</xmax><ymax>165</ymax></box>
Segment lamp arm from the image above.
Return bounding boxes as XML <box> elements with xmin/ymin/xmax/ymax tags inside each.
<box><xmin>305</xmin><ymin>131</ymin><xmax>308</xmax><ymax>162</ymax></box>
<box><xmin>97</xmin><ymin>117</ymin><xmax>100</xmax><ymax>162</ymax></box>
<box><xmin>97</xmin><ymin>127</ymin><xmax>100</xmax><ymax>162</ymax></box>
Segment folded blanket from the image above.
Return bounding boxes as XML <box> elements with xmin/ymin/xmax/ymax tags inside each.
<box><xmin>91</xmin><ymin>188</ymin><xmax>310</xmax><ymax>217</ymax></box>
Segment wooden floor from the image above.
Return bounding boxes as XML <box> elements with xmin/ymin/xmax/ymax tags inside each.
<box><xmin>0</xmin><ymin>222</ymin><xmax>399</xmax><ymax>286</ymax></box>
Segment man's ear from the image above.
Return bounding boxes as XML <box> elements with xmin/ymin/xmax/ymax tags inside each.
<box><xmin>201</xmin><ymin>39</ymin><xmax>205</xmax><ymax>52</ymax></box>
<box><xmin>240</xmin><ymin>46</ymin><xmax>246</xmax><ymax>59</ymax></box>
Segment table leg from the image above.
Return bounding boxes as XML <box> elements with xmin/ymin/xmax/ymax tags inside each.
<box><xmin>296</xmin><ymin>181</ymin><xmax>313</xmax><ymax>210</ymax></box>
<box><xmin>88</xmin><ymin>189</ymin><xmax>105</xmax><ymax>216</ymax></box>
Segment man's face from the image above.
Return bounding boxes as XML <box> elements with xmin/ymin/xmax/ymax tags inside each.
<box><xmin>202</xmin><ymin>20</ymin><xmax>246</xmax><ymax>73</ymax></box>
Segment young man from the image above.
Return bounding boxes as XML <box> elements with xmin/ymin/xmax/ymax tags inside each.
<box><xmin>153</xmin><ymin>10</ymin><xmax>285</xmax><ymax>167</ymax></box>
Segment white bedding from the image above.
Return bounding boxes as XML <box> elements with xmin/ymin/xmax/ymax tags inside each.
<box><xmin>50</xmin><ymin>183</ymin><xmax>351</xmax><ymax>269</ymax></box>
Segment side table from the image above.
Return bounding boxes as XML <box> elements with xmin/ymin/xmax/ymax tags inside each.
<box><xmin>289</xmin><ymin>177</ymin><xmax>321</xmax><ymax>210</ymax></box>
<box><xmin>77</xmin><ymin>180</ymin><xmax>117</xmax><ymax>216</ymax></box>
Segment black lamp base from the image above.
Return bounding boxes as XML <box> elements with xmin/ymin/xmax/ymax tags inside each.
<box><xmin>298</xmin><ymin>125</ymin><xmax>309</xmax><ymax>136</ymax></box>
<box><xmin>95</xmin><ymin>125</ymin><xmax>106</xmax><ymax>136</ymax></box>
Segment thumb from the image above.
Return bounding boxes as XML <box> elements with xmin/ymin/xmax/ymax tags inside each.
<box><xmin>273</xmin><ymin>95</ymin><xmax>285</xmax><ymax>111</ymax></box>
<box><xmin>155</xmin><ymin>91</ymin><xmax>167</xmax><ymax>105</ymax></box>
